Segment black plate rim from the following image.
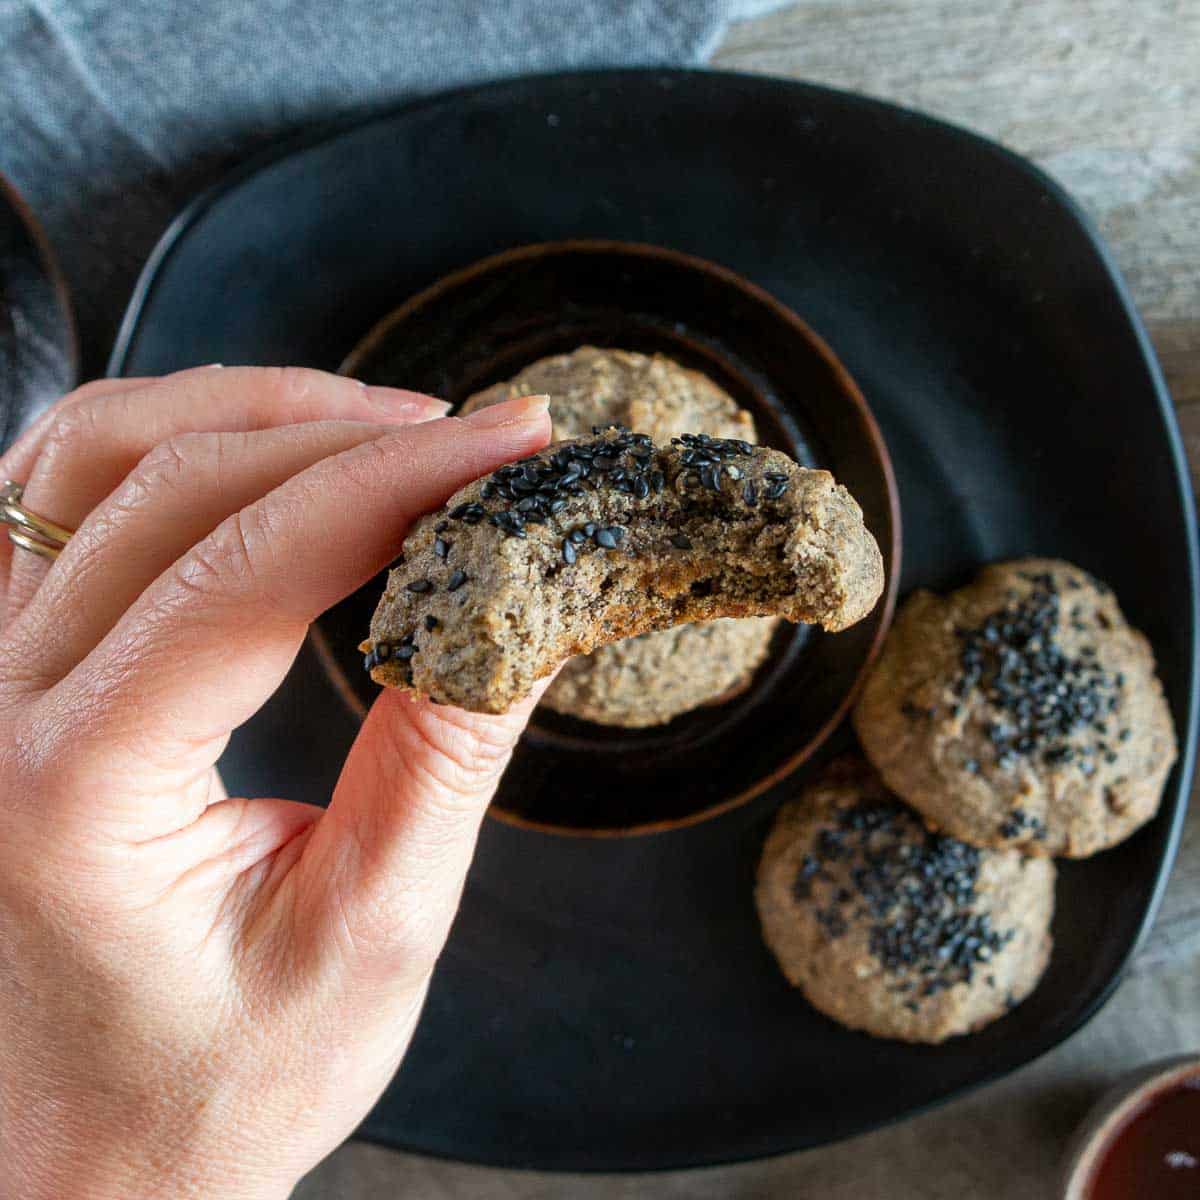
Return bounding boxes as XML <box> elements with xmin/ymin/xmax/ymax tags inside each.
<box><xmin>105</xmin><ymin>68</ymin><xmax>1200</xmax><ymax>1169</ymax></box>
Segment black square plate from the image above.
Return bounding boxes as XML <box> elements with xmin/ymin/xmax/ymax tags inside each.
<box><xmin>110</xmin><ymin>70</ymin><xmax>1197</xmax><ymax>1170</ymax></box>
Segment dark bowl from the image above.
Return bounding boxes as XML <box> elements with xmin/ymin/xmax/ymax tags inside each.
<box><xmin>0</xmin><ymin>172</ymin><xmax>77</xmax><ymax>444</ymax></box>
<box><xmin>310</xmin><ymin>240</ymin><xmax>900</xmax><ymax>835</ymax></box>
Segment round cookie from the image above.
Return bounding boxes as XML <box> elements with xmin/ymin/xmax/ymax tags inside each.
<box><xmin>461</xmin><ymin>345</ymin><xmax>756</xmax><ymax>445</ymax></box>
<box><xmin>853</xmin><ymin>559</ymin><xmax>1177</xmax><ymax>858</ymax></box>
<box><xmin>365</xmin><ymin>427</ymin><xmax>884</xmax><ymax>714</ymax></box>
<box><xmin>755</xmin><ymin>757</ymin><xmax>1055</xmax><ymax>1043</ymax></box>
<box><xmin>544</xmin><ymin>617</ymin><xmax>778</xmax><ymax>727</ymax></box>
<box><xmin>462</xmin><ymin>346</ymin><xmax>775</xmax><ymax>727</ymax></box>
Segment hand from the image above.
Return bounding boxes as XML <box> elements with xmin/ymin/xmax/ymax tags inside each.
<box><xmin>0</xmin><ymin>367</ymin><xmax>552</xmax><ymax>1199</ymax></box>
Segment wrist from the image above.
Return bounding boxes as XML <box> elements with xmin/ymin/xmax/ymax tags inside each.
<box><xmin>1</xmin><ymin>1134</ymin><xmax>296</xmax><ymax>1200</ymax></box>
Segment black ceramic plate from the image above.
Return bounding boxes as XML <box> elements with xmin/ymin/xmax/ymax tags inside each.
<box><xmin>0</xmin><ymin>173</ymin><xmax>76</xmax><ymax>445</ymax></box>
<box><xmin>109</xmin><ymin>71</ymin><xmax>1198</xmax><ymax>1170</ymax></box>
<box><xmin>318</xmin><ymin>239</ymin><xmax>900</xmax><ymax>834</ymax></box>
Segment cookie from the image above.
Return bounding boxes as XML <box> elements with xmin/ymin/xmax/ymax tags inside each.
<box><xmin>755</xmin><ymin>757</ymin><xmax>1055</xmax><ymax>1043</ymax></box>
<box><xmin>463</xmin><ymin>346</ymin><xmax>776</xmax><ymax>727</ymax></box>
<box><xmin>852</xmin><ymin>558</ymin><xmax>1177</xmax><ymax>857</ymax></box>
<box><xmin>364</xmin><ymin>426</ymin><xmax>884</xmax><ymax>714</ymax></box>
<box><xmin>543</xmin><ymin>616</ymin><xmax>778</xmax><ymax>727</ymax></box>
<box><xmin>461</xmin><ymin>345</ymin><xmax>756</xmax><ymax>445</ymax></box>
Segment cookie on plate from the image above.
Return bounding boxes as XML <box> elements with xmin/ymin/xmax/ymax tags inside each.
<box><xmin>462</xmin><ymin>346</ymin><xmax>775</xmax><ymax>727</ymax></box>
<box><xmin>755</xmin><ymin>757</ymin><xmax>1055</xmax><ymax>1043</ymax></box>
<box><xmin>852</xmin><ymin>558</ymin><xmax>1177</xmax><ymax>857</ymax></box>
<box><xmin>364</xmin><ymin>427</ymin><xmax>884</xmax><ymax>713</ymax></box>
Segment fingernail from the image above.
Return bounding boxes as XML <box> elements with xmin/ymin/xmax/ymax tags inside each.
<box><xmin>365</xmin><ymin>386</ymin><xmax>451</xmax><ymax>420</ymax></box>
<box><xmin>461</xmin><ymin>394</ymin><xmax>550</xmax><ymax>429</ymax></box>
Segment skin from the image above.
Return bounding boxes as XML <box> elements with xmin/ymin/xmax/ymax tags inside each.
<box><xmin>0</xmin><ymin>367</ymin><xmax>553</xmax><ymax>1199</ymax></box>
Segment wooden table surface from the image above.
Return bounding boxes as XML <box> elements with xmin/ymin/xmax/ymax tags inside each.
<box><xmin>295</xmin><ymin>3</ymin><xmax>1200</xmax><ymax>1195</ymax></box>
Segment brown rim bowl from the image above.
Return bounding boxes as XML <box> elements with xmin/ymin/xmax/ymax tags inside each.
<box><xmin>1061</xmin><ymin>1054</ymin><xmax>1200</xmax><ymax>1198</ymax></box>
<box><xmin>310</xmin><ymin>240</ymin><xmax>901</xmax><ymax>836</ymax></box>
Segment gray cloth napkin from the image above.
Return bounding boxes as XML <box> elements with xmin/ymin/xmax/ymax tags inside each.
<box><xmin>0</xmin><ymin>0</ymin><xmax>779</xmax><ymax>377</ymax></box>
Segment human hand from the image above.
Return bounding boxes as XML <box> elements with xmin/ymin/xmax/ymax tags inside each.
<box><xmin>0</xmin><ymin>367</ymin><xmax>552</xmax><ymax>1199</ymax></box>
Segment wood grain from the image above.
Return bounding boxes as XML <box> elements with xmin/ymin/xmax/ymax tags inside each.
<box><xmin>295</xmin><ymin>3</ymin><xmax>1199</xmax><ymax>1195</ymax></box>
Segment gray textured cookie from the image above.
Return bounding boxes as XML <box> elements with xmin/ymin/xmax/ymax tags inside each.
<box><xmin>853</xmin><ymin>558</ymin><xmax>1178</xmax><ymax>858</ymax></box>
<box><xmin>365</xmin><ymin>426</ymin><xmax>884</xmax><ymax>714</ymax></box>
<box><xmin>544</xmin><ymin>616</ymin><xmax>778</xmax><ymax>727</ymax></box>
<box><xmin>461</xmin><ymin>345</ymin><xmax>756</xmax><ymax>445</ymax></box>
<box><xmin>463</xmin><ymin>346</ymin><xmax>776</xmax><ymax>727</ymax></box>
<box><xmin>755</xmin><ymin>757</ymin><xmax>1056</xmax><ymax>1044</ymax></box>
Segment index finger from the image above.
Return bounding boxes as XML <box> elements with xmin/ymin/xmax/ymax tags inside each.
<box><xmin>34</xmin><ymin>397</ymin><xmax>551</xmax><ymax>836</ymax></box>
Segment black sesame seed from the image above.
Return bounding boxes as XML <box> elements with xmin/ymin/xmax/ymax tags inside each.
<box><xmin>434</xmin><ymin>538</ymin><xmax>450</xmax><ymax>559</ymax></box>
<box><xmin>799</xmin><ymin>795</ymin><xmax>1013</xmax><ymax>990</ymax></box>
<box><xmin>562</xmin><ymin>539</ymin><xmax>577</xmax><ymax>565</ymax></box>
<box><xmin>434</xmin><ymin>520</ymin><xmax>449</xmax><ymax>533</ymax></box>
<box><xmin>743</xmin><ymin>480</ymin><xmax>758</xmax><ymax>506</ymax></box>
<box><xmin>764</xmin><ymin>479</ymin><xmax>789</xmax><ymax>500</ymax></box>
<box><xmin>447</xmin><ymin>569</ymin><xmax>467</xmax><ymax>592</ymax></box>
<box><xmin>634</xmin><ymin>475</ymin><xmax>650</xmax><ymax>499</ymax></box>
<box><xmin>406</xmin><ymin>579</ymin><xmax>433</xmax><ymax>593</ymax></box>
<box><xmin>671</xmin><ymin>532</ymin><xmax>693</xmax><ymax>550</ymax></box>
<box><xmin>424</xmin><ymin>615</ymin><xmax>439</xmax><ymax>632</ymax></box>
<box><xmin>583</xmin><ymin>522</ymin><xmax>597</xmax><ymax>537</ymax></box>
<box><xmin>568</xmin><ymin>528</ymin><xmax>587</xmax><ymax>545</ymax></box>
<box><xmin>594</xmin><ymin>527</ymin><xmax>621</xmax><ymax>549</ymax></box>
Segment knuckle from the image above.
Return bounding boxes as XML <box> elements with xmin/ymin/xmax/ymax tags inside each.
<box><xmin>38</xmin><ymin>401</ymin><xmax>100</xmax><ymax>465</ymax></box>
<box><xmin>329</xmin><ymin>860</ymin><xmax>444</xmax><ymax>974</ymax></box>
<box><xmin>255</xmin><ymin>365</ymin><xmax>332</xmax><ymax>413</ymax></box>
<box><xmin>123</xmin><ymin>433</ymin><xmax>218</xmax><ymax>505</ymax></box>
<box><xmin>170</xmin><ymin>503</ymin><xmax>282</xmax><ymax>607</ymax></box>
<box><xmin>389</xmin><ymin>705</ymin><xmax>514</xmax><ymax>819</ymax></box>
<box><xmin>173</xmin><ymin>509</ymin><xmax>260</xmax><ymax>599</ymax></box>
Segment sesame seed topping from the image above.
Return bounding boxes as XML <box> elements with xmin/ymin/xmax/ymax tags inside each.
<box><xmin>406</xmin><ymin>579</ymin><xmax>433</xmax><ymax>593</ymax></box>
<box><xmin>424</xmin><ymin>615</ymin><xmax>439</xmax><ymax>632</ymax></box>
<box><xmin>954</xmin><ymin>572</ymin><xmax>1121</xmax><ymax>772</ymax></box>
<box><xmin>796</xmin><ymin>795</ymin><xmax>1014</xmax><ymax>995</ymax></box>
<box><xmin>446</xmin><ymin>569</ymin><xmax>467</xmax><ymax>592</ymax></box>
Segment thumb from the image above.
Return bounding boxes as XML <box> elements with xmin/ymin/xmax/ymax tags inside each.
<box><xmin>296</xmin><ymin>679</ymin><xmax>551</xmax><ymax>988</ymax></box>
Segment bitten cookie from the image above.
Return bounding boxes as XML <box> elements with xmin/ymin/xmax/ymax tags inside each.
<box><xmin>755</xmin><ymin>757</ymin><xmax>1055</xmax><ymax>1044</ymax></box>
<box><xmin>463</xmin><ymin>346</ymin><xmax>776</xmax><ymax>727</ymax></box>
<box><xmin>364</xmin><ymin>426</ymin><xmax>884</xmax><ymax>714</ymax></box>
<box><xmin>852</xmin><ymin>558</ymin><xmax>1177</xmax><ymax>858</ymax></box>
